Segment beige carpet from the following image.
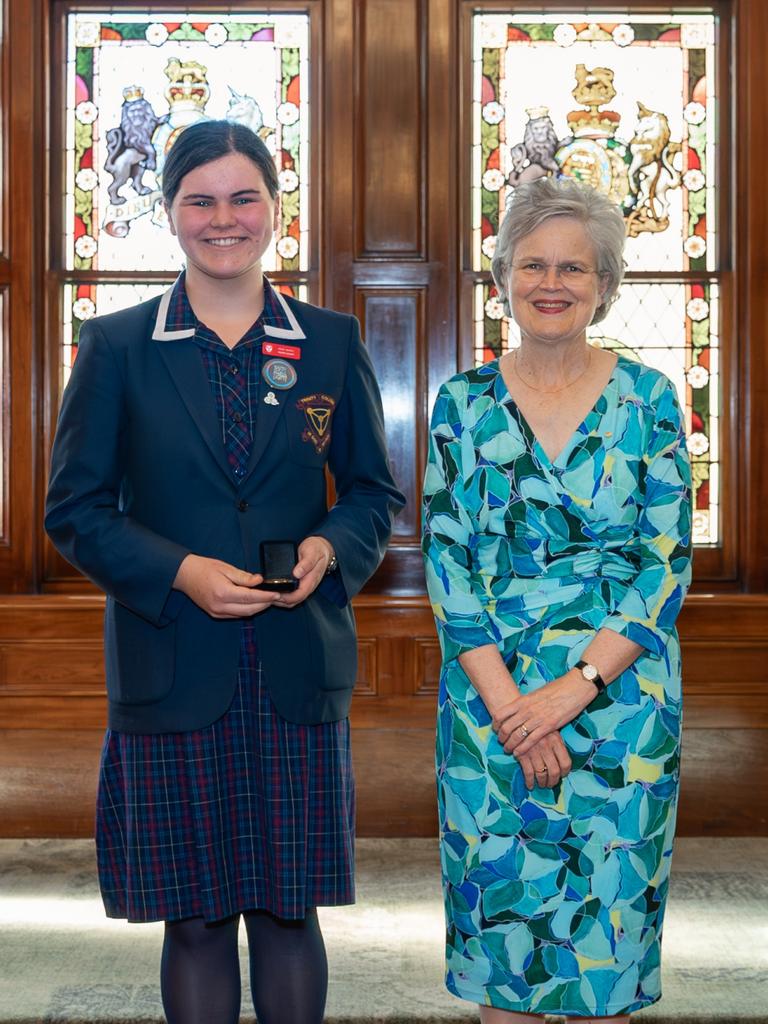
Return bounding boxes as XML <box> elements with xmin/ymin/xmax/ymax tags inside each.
<box><xmin>1</xmin><ymin>838</ymin><xmax>766</xmax><ymax>1022</ymax></box>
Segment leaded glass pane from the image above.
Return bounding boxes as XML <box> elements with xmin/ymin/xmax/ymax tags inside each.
<box><xmin>65</xmin><ymin>13</ymin><xmax>310</xmax><ymax>273</ymax></box>
<box><xmin>62</xmin><ymin>281</ymin><xmax>309</xmax><ymax>388</ymax></box>
<box><xmin>473</xmin><ymin>14</ymin><xmax>716</xmax><ymax>273</ymax></box>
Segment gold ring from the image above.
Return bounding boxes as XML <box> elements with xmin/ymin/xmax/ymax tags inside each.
<box><xmin>519</xmin><ymin>725</ymin><xmax>529</xmax><ymax>738</ymax></box>
<box><xmin>535</xmin><ymin>767</ymin><xmax>548</xmax><ymax>774</ymax></box>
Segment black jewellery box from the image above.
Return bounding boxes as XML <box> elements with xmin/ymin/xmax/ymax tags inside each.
<box><xmin>256</xmin><ymin>540</ymin><xmax>300</xmax><ymax>592</ymax></box>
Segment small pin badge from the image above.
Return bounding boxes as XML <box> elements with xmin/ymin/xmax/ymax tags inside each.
<box><xmin>262</xmin><ymin>358</ymin><xmax>298</xmax><ymax>391</ymax></box>
<box><xmin>264</xmin><ymin>391</ymin><xmax>279</xmax><ymax>406</ymax></box>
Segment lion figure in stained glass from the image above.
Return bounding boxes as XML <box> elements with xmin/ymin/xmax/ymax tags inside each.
<box><xmin>104</xmin><ymin>87</ymin><xmax>170</xmax><ymax>206</ymax></box>
<box><xmin>508</xmin><ymin>109</ymin><xmax>561</xmax><ymax>187</ymax></box>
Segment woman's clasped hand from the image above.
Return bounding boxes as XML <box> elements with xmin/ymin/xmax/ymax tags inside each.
<box><xmin>491</xmin><ymin>668</ymin><xmax>597</xmax><ymax>763</ymax></box>
<box><xmin>502</xmin><ymin>726</ymin><xmax>573</xmax><ymax>790</ymax></box>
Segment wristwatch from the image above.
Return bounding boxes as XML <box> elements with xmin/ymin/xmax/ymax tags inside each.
<box><xmin>575</xmin><ymin>660</ymin><xmax>606</xmax><ymax>694</ymax></box>
<box><xmin>325</xmin><ymin>552</ymin><xmax>339</xmax><ymax>574</ymax></box>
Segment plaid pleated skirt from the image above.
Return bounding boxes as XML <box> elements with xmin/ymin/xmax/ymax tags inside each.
<box><xmin>95</xmin><ymin>620</ymin><xmax>355</xmax><ymax>923</ymax></box>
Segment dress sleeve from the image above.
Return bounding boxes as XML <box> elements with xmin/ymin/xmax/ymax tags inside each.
<box><xmin>422</xmin><ymin>385</ymin><xmax>500</xmax><ymax>662</ymax></box>
<box><xmin>600</xmin><ymin>375</ymin><xmax>693</xmax><ymax>657</ymax></box>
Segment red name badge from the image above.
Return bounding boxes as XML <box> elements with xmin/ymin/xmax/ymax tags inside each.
<box><xmin>262</xmin><ymin>342</ymin><xmax>301</xmax><ymax>360</ymax></box>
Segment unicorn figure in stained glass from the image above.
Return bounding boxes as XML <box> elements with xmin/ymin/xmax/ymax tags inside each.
<box><xmin>226</xmin><ymin>87</ymin><xmax>274</xmax><ymax>147</ymax></box>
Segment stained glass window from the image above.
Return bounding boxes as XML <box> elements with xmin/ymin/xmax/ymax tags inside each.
<box><xmin>470</xmin><ymin>13</ymin><xmax>720</xmax><ymax>545</ymax></box>
<box><xmin>60</xmin><ymin>10</ymin><xmax>312</xmax><ymax>384</ymax></box>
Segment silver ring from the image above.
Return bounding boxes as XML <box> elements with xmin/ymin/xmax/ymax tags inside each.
<box><xmin>519</xmin><ymin>725</ymin><xmax>529</xmax><ymax>738</ymax></box>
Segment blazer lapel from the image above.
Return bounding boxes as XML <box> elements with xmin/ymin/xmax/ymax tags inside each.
<box><xmin>152</xmin><ymin>281</ymin><xmax>308</xmax><ymax>486</ymax></box>
<box><xmin>242</xmin><ymin>290</ymin><xmax>307</xmax><ymax>481</ymax></box>
<box><xmin>152</xmin><ymin>285</ymin><xmax>232</xmax><ymax>481</ymax></box>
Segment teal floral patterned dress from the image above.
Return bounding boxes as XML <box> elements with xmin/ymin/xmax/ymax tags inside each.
<box><xmin>422</xmin><ymin>355</ymin><xmax>692</xmax><ymax>1017</ymax></box>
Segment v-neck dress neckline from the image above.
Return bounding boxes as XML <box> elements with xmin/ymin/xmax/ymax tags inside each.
<box><xmin>493</xmin><ymin>354</ymin><xmax>621</xmax><ymax>469</ymax></box>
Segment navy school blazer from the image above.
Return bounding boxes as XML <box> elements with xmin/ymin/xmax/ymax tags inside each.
<box><xmin>45</xmin><ymin>285</ymin><xmax>405</xmax><ymax>733</ymax></box>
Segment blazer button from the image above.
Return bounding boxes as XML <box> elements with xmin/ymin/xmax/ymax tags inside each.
<box><xmin>237</xmin><ymin>500</ymin><xmax>248</xmax><ymax>512</ymax></box>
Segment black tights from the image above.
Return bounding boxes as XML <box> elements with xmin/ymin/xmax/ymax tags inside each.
<box><xmin>160</xmin><ymin>908</ymin><xmax>328</xmax><ymax>1024</ymax></box>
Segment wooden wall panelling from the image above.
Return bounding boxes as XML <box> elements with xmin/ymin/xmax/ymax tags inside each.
<box><xmin>737</xmin><ymin>0</ymin><xmax>768</xmax><ymax>592</ymax></box>
<box><xmin>0</xmin><ymin>728</ymin><xmax>103</xmax><ymax>837</ymax></box>
<box><xmin>355</xmin><ymin>287</ymin><xmax>426</xmax><ymax>540</ymax></box>
<box><xmin>348</xmin><ymin>0</ymin><xmax>457</xmax><ymax>595</ymax></box>
<box><xmin>354</xmin><ymin>637</ymin><xmax>379</xmax><ymax>696</ymax></box>
<box><xmin>1</xmin><ymin>594</ymin><xmax>767</xmax><ymax>837</ymax></box>
<box><xmin>413</xmin><ymin>636</ymin><xmax>440</xmax><ymax>696</ymax></box>
<box><xmin>0</xmin><ymin>286</ymin><xmax>8</xmax><ymax>543</ymax></box>
<box><xmin>354</xmin><ymin>0</ymin><xmax>425</xmax><ymax>258</ymax></box>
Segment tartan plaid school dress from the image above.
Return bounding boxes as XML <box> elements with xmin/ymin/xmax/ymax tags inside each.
<box><xmin>95</xmin><ymin>275</ymin><xmax>355</xmax><ymax>923</ymax></box>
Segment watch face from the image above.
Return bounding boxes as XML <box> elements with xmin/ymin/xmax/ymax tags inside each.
<box><xmin>582</xmin><ymin>664</ymin><xmax>598</xmax><ymax>681</ymax></box>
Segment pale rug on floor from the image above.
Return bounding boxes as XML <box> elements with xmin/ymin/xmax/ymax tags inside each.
<box><xmin>1</xmin><ymin>838</ymin><xmax>766</xmax><ymax>1023</ymax></box>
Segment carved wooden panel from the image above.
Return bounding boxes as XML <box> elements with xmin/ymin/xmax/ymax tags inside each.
<box><xmin>356</xmin><ymin>288</ymin><xmax>425</xmax><ymax>541</ymax></box>
<box><xmin>413</xmin><ymin>637</ymin><xmax>440</xmax><ymax>695</ymax></box>
<box><xmin>354</xmin><ymin>0</ymin><xmax>424</xmax><ymax>258</ymax></box>
<box><xmin>0</xmin><ymin>640</ymin><xmax>103</xmax><ymax>692</ymax></box>
<box><xmin>354</xmin><ymin>638</ymin><xmax>378</xmax><ymax>696</ymax></box>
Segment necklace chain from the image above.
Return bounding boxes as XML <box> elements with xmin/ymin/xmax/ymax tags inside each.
<box><xmin>512</xmin><ymin>348</ymin><xmax>592</xmax><ymax>395</ymax></box>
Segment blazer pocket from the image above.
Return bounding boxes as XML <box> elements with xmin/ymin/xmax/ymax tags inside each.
<box><xmin>284</xmin><ymin>397</ymin><xmax>335</xmax><ymax>468</ymax></box>
<box><xmin>305</xmin><ymin>598</ymin><xmax>357</xmax><ymax>691</ymax></box>
<box><xmin>105</xmin><ymin>599</ymin><xmax>176</xmax><ymax>705</ymax></box>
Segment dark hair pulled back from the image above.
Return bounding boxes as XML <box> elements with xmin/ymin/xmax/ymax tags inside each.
<box><xmin>161</xmin><ymin>119</ymin><xmax>279</xmax><ymax>206</ymax></box>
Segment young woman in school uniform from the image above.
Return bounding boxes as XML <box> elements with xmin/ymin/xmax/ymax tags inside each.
<box><xmin>46</xmin><ymin>119</ymin><xmax>404</xmax><ymax>1024</ymax></box>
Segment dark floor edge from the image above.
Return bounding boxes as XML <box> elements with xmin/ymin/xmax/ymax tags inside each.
<box><xmin>20</xmin><ymin>1017</ymin><xmax>768</xmax><ymax>1024</ymax></box>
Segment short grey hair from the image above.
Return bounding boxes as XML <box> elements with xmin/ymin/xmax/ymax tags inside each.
<box><xmin>490</xmin><ymin>176</ymin><xmax>626</xmax><ymax>325</ymax></box>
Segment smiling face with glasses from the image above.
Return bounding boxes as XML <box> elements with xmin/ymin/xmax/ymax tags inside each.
<box><xmin>506</xmin><ymin>217</ymin><xmax>608</xmax><ymax>351</ymax></box>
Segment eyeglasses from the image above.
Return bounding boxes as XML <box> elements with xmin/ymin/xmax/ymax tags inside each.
<box><xmin>510</xmin><ymin>261</ymin><xmax>602</xmax><ymax>285</ymax></box>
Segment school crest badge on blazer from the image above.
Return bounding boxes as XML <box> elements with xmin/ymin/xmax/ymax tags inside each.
<box><xmin>296</xmin><ymin>393</ymin><xmax>336</xmax><ymax>454</ymax></box>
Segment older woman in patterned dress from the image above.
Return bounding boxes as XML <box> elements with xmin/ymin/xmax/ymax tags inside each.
<box><xmin>422</xmin><ymin>177</ymin><xmax>692</xmax><ymax>1022</ymax></box>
